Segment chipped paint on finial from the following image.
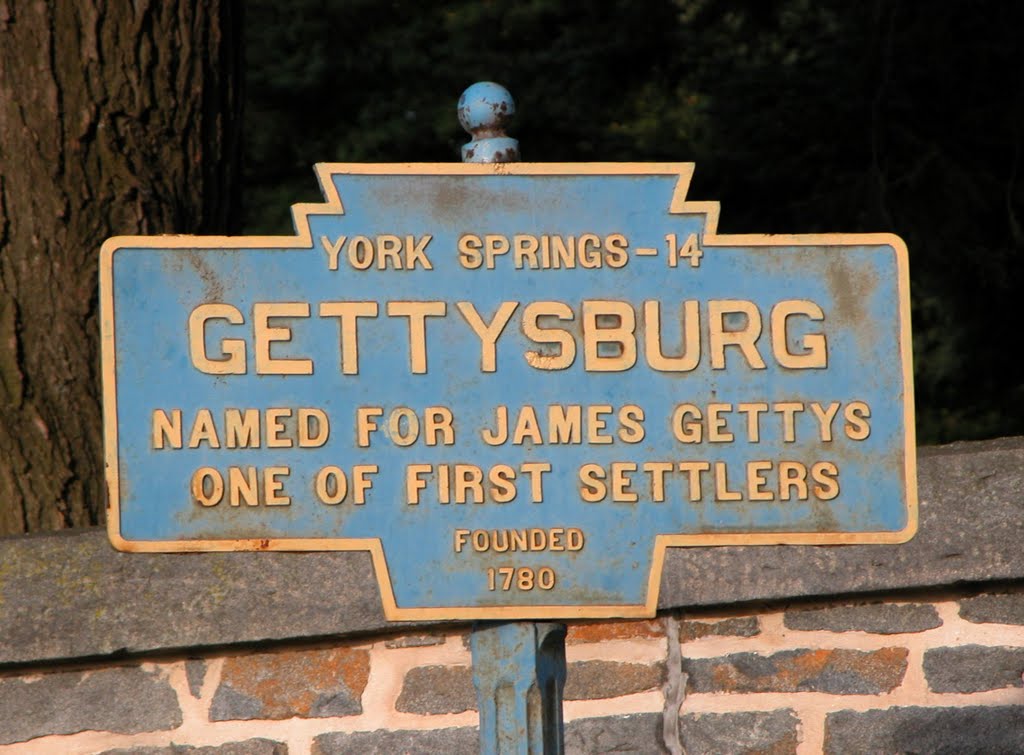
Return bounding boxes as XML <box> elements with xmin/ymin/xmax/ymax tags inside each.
<box><xmin>458</xmin><ymin>81</ymin><xmax>520</xmax><ymax>163</ymax></box>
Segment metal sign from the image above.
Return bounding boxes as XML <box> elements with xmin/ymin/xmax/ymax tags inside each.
<box><xmin>101</xmin><ymin>163</ymin><xmax>917</xmax><ymax>620</ymax></box>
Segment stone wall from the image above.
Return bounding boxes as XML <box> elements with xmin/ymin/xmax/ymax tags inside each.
<box><xmin>2</xmin><ymin>588</ymin><xmax>1022</xmax><ymax>753</ymax></box>
<box><xmin>2</xmin><ymin>438</ymin><xmax>1023</xmax><ymax>752</ymax></box>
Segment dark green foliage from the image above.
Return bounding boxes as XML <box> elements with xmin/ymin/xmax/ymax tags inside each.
<box><xmin>244</xmin><ymin>0</ymin><xmax>1024</xmax><ymax>443</ymax></box>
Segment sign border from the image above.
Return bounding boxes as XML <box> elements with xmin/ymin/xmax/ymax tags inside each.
<box><xmin>100</xmin><ymin>162</ymin><xmax>917</xmax><ymax>620</ymax></box>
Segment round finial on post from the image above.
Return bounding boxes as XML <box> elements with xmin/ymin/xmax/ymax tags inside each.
<box><xmin>458</xmin><ymin>81</ymin><xmax>520</xmax><ymax>163</ymax></box>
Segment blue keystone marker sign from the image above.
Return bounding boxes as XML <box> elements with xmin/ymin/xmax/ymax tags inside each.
<box><xmin>101</xmin><ymin>163</ymin><xmax>917</xmax><ymax>620</ymax></box>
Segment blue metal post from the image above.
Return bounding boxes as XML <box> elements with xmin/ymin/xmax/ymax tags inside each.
<box><xmin>460</xmin><ymin>81</ymin><xmax>567</xmax><ymax>754</ymax></box>
<box><xmin>471</xmin><ymin>622</ymin><xmax>567</xmax><ymax>754</ymax></box>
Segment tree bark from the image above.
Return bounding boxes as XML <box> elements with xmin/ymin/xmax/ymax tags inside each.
<box><xmin>0</xmin><ymin>1</ymin><xmax>242</xmax><ymax>534</ymax></box>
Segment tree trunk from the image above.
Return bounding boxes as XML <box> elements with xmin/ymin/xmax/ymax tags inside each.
<box><xmin>0</xmin><ymin>1</ymin><xmax>242</xmax><ymax>534</ymax></box>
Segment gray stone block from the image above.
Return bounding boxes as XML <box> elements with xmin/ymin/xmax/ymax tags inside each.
<box><xmin>564</xmin><ymin>660</ymin><xmax>664</xmax><ymax>700</ymax></box>
<box><xmin>924</xmin><ymin>645</ymin><xmax>1024</xmax><ymax>693</ymax></box>
<box><xmin>312</xmin><ymin>727</ymin><xmax>478</xmax><ymax>754</ymax></box>
<box><xmin>679</xmin><ymin>616</ymin><xmax>760</xmax><ymax>642</ymax></box>
<box><xmin>682</xmin><ymin>647</ymin><xmax>907</xmax><ymax>694</ymax></box>
<box><xmin>208</xmin><ymin>647</ymin><xmax>368</xmax><ymax>721</ymax></box>
<box><xmin>383</xmin><ymin>633</ymin><xmax>447</xmax><ymax>649</ymax></box>
<box><xmin>185</xmin><ymin>659</ymin><xmax>206</xmax><ymax>699</ymax></box>
<box><xmin>209</xmin><ymin>685</ymin><xmax>264</xmax><ymax>722</ymax></box>
<box><xmin>0</xmin><ymin>665</ymin><xmax>181</xmax><ymax>746</ymax></box>
<box><xmin>960</xmin><ymin>590</ymin><xmax>1024</xmax><ymax>626</ymax></box>
<box><xmin>565</xmin><ymin>713</ymin><xmax>665</xmax><ymax>754</ymax></box>
<box><xmin>395</xmin><ymin>665</ymin><xmax>476</xmax><ymax>714</ymax></box>
<box><xmin>825</xmin><ymin>706</ymin><xmax>1024</xmax><ymax>754</ymax></box>
<box><xmin>784</xmin><ymin>601</ymin><xmax>941</xmax><ymax>634</ymax></box>
<box><xmin>100</xmin><ymin>740</ymin><xmax>287</xmax><ymax>755</ymax></box>
<box><xmin>679</xmin><ymin>710</ymin><xmax>799</xmax><ymax>754</ymax></box>
<box><xmin>0</xmin><ymin>529</ymin><xmax>391</xmax><ymax>666</ymax></box>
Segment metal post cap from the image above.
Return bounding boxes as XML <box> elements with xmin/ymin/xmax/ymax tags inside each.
<box><xmin>458</xmin><ymin>82</ymin><xmax>520</xmax><ymax>163</ymax></box>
